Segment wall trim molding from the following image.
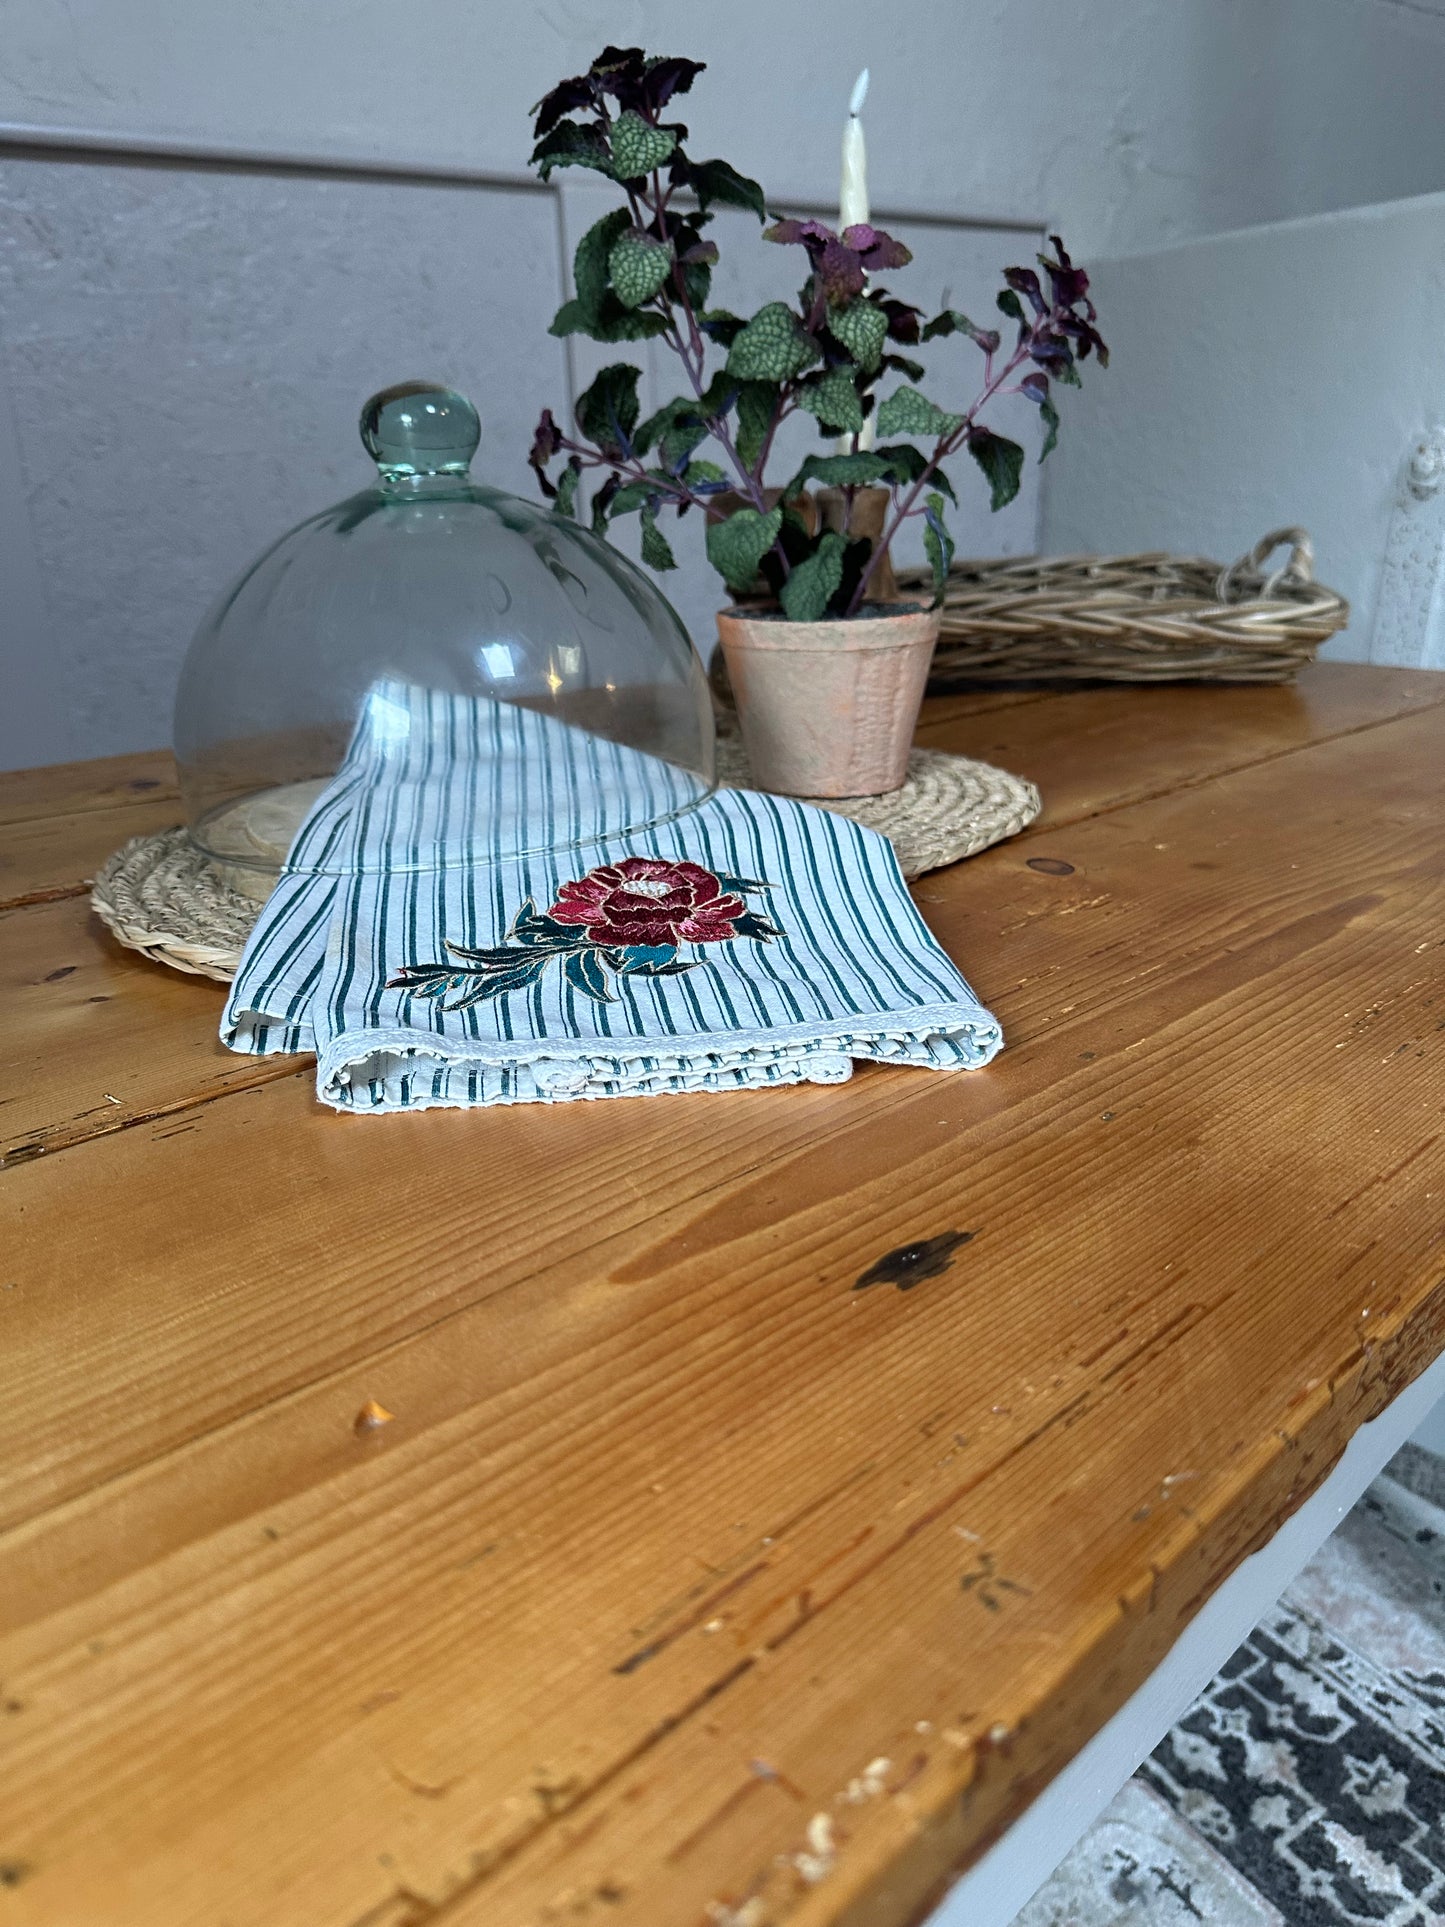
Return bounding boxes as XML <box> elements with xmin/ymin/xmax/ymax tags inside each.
<box><xmin>0</xmin><ymin>120</ymin><xmax>1045</xmax><ymax>233</ymax></box>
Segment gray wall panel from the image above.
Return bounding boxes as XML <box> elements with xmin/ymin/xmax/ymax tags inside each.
<box><xmin>0</xmin><ymin>158</ymin><xmax>567</xmax><ymax>766</ymax></box>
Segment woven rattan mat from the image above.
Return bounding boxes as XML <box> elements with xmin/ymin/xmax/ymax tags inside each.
<box><xmin>91</xmin><ymin>747</ymin><xmax>1040</xmax><ymax>982</ymax></box>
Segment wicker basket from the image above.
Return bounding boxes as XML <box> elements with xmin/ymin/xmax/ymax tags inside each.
<box><xmin>899</xmin><ymin>528</ymin><xmax>1348</xmax><ymax>687</ymax></box>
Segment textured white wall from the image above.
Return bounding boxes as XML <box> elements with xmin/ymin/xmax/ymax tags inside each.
<box><xmin>4</xmin><ymin>0</ymin><xmax>1445</xmax><ymax>766</ymax></box>
<box><xmin>7</xmin><ymin>0</ymin><xmax>1445</xmax><ymax>255</ymax></box>
<box><xmin>1040</xmin><ymin>190</ymin><xmax>1445</xmax><ymax>664</ymax></box>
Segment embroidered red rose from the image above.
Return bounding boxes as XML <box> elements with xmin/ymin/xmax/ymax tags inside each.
<box><xmin>547</xmin><ymin>857</ymin><xmax>747</xmax><ymax>947</ymax></box>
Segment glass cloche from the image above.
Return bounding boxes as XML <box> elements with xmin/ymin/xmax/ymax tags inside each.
<box><xmin>175</xmin><ymin>381</ymin><xmax>715</xmax><ymax>896</ymax></box>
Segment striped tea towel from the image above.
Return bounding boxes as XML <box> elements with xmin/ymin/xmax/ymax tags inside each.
<box><xmin>221</xmin><ymin>682</ymin><xmax>1003</xmax><ymax>1111</ymax></box>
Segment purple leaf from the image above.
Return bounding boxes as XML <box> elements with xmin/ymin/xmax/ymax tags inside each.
<box><xmin>529</xmin><ymin>408</ymin><xmax>562</xmax><ymax>474</ymax></box>
<box><xmin>764</xmin><ymin>216</ymin><xmax>837</xmax><ymax>250</ymax></box>
<box><xmin>879</xmin><ymin>297</ymin><xmax>922</xmax><ymax>344</ymax></box>
<box><xmin>1004</xmin><ymin>266</ymin><xmax>1047</xmax><ymax>316</ymax></box>
<box><xmin>843</xmin><ymin>224</ymin><xmax>913</xmax><ymax>271</ymax></box>
<box><xmin>641</xmin><ymin>55</ymin><xmax>706</xmax><ymax>110</ymax></box>
<box><xmin>818</xmin><ymin>237</ymin><xmax>867</xmax><ymax>303</ymax></box>
<box><xmin>530</xmin><ymin>74</ymin><xmax>596</xmax><ymax>138</ymax></box>
<box><xmin>1019</xmin><ymin>371</ymin><xmax>1049</xmax><ymax>405</ymax></box>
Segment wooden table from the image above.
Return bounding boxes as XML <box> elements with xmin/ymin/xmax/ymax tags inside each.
<box><xmin>3</xmin><ymin>663</ymin><xmax>1444</xmax><ymax>1927</ymax></box>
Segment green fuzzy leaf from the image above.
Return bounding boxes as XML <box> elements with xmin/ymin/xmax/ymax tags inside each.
<box><xmin>554</xmin><ymin>459</ymin><xmax>581</xmax><ymax>520</ymax></box>
<box><xmin>593</xmin><ymin>300</ymin><xmax>671</xmax><ymax>343</ymax></box>
<box><xmin>874</xmin><ymin>386</ymin><xmax>964</xmax><ymax>439</ymax></box>
<box><xmin>726</xmin><ymin>303</ymin><xmax>820</xmax><ymax>383</ymax></box>
<box><xmin>922</xmin><ymin>492</ymin><xmax>955</xmax><ymax>606</ymax></box>
<box><xmin>547</xmin><ymin>298</ymin><xmax>591</xmax><ymax>339</ymax></box>
<box><xmin>589</xmin><ymin>477</ymin><xmax>620</xmax><ymax>539</ymax></box>
<box><xmin>1039</xmin><ymin>395</ymin><xmax>1060</xmax><ymax>461</ymax></box>
<box><xmin>608</xmin><ymin>228</ymin><xmax>674</xmax><ymax>308</ymax></box>
<box><xmin>880</xmin><ymin>352</ymin><xmax>927</xmax><ymax>382</ymax></box>
<box><xmin>683</xmin><ymin>458</ymin><xmax>725</xmax><ymax>484</ymax></box>
<box><xmin>532</xmin><ymin>121</ymin><xmax>612</xmax><ymax>181</ymax></box>
<box><xmin>921</xmin><ymin>309</ymin><xmax>1001</xmax><ymax>353</ymax></box>
<box><xmin>828</xmin><ymin>300</ymin><xmax>889</xmax><ymax>373</ymax></box>
<box><xmin>873</xmin><ymin>444</ymin><xmax>957</xmax><ymax>504</ymax></box>
<box><xmin>687</xmin><ymin>157</ymin><xmax>767</xmax><ymax>220</ymax></box>
<box><xmin>735</xmin><ymin>382</ymin><xmax>779</xmax><ymax>470</ymax></box>
<box><xmin>785</xmin><ymin>451</ymin><xmax>894</xmax><ymax>492</ymax></box>
<box><xmin>610</xmin><ymin>111</ymin><xmax>676</xmax><ymax>180</ymax></box>
<box><xmin>779</xmin><ymin>530</ymin><xmax>847</xmax><ymax>622</ymax></box>
<box><xmin>699</xmin><ymin>308</ymin><xmax>746</xmax><ymax>347</ymax></box>
<box><xmin>564</xmin><ymin>947</ymin><xmax>616</xmax><ymax>1004</ymax></box>
<box><xmin>797</xmin><ymin>368</ymin><xmax>864</xmax><ymax>434</ymax></box>
<box><xmin>639</xmin><ymin>503</ymin><xmax>677</xmax><ymax>571</ymax></box>
<box><xmin>576</xmin><ymin>363</ymin><xmax>642</xmax><ymax>453</ymax></box>
<box><xmin>997</xmin><ymin>288</ymin><xmax>1026</xmax><ymax>324</ymax></box>
<box><xmin>705</xmin><ymin>504</ymin><xmax>783</xmax><ymax>595</ymax></box>
<box><xmin>634</xmin><ymin>396</ymin><xmax>701</xmax><ymax>461</ymax></box>
<box><xmin>605</xmin><ymin>481</ymin><xmax>655</xmax><ymax>516</ymax></box>
<box><xmin>682</xmin><ymin>256</ymin><xmax>712</xmax><ymax>312</ymax></box>
<box><xmin>1054</xmin><ymin>358</ymin><xmax>1082</xmax><ymax>389</ymax></box>
<box><xmin>967</xmin><ymin>427</ymin><xmax>1025</xmax><ymax>511</ymax></box>
<box><xmin>573</xmin><ymin>210</ymin><xmax>629</xmax><ymax>323</ymax></box>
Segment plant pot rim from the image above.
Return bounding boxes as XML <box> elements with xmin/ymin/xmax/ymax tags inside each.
<box><xmin>716</xmin><ymin>602</ymin><xmax>941</xmax><ymax>652</ymax></box>
<box><xmin>718</xmin><ymin>599</ymin><xmax>936</xmax><ymax>624</ymax></box>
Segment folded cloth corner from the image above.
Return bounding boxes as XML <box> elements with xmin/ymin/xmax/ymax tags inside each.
<box><xmin>221</xmin><ymin>684</ymin><xmax>1003</xmax><ymax>1111</ymax></box>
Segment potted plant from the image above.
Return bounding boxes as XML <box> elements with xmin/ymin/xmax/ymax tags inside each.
<box><xmin>526</xmin><ymin>45</ymin><xmax>1107</xmax><ymax>797</ymax></box>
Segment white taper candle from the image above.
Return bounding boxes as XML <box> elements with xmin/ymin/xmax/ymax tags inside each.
<box><xmin>840</xmin><ymin>68</ymin><xmax>874</xmax><ymax>450</ymax></box>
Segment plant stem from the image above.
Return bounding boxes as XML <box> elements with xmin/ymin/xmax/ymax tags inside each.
<box><xmin>844</xmin><ymin>334</ymin><xmax>1033</xmax><ymax>616</ymax></box>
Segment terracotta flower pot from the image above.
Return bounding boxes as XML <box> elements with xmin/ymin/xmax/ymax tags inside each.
<box><xmin>715</xmin><ymin>603</ymin><xmax>941</xmax><ymax>798</ymax></box>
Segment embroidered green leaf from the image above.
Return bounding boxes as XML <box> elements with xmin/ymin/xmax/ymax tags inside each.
<box><xmin>705</xmin><ymin>504</ymin><xmax>783</xmax><ymax>595</ymax></box>
<box><xmin>565</xmin><ymin>948</ymin><xmax>616</xmax><ymax>1003</ymax></box>
<box><xmin>726</xmin><ymin>303</ymin><xmax>820</xmax><ymax>383</ymax></box>
<box><xmin>639</xmin><ymin>504</ymin><xmax>677</xmax><ymax>571</ymax></box>
<box><xmin>610</xmin><ymin>111</ymin><xmax>676</xmax><ymax>179</ymax></box>
<box><xmin>875</xmin><ymin>386</ymin><xmax>964</xmax><ymax>439</ymax></box>
<box><xmin>797</xmin><ymin>368</ymin><xmax>864</xmax><ymax>434</ymax></box>
<box><xmin>922</xmin><ymin>492</ymin><xmax>955</xmax><ymax>606</ymax></box>
<box><xmin>576</xmin><ymin>363</ymin><xmax>642</xmax><ymax>452</ymax></box>
<box><xmin>715</xmin><ymin>873</ymin><xmax>773</xmax><ymax>894</ymax></box>
<box><xmin>732</xmin><ymin>910</ymin><xmax>782</xmax><ymax>941</ymax></box>
<box><xmin>608</xmin><ymin>228</ymin><xmax>674</xmax><ymax>308</ymax></box>
<box><xmin>967</xmin><ymin>426</ymin><xmax>1025</xmax><ymax>510</ymax></box>
<box><xmin>828</xmin><ymin>299</ymin><xmax>889</xmax><ymax>372</ymax></box>
<box><xmin>778</xmin><ymin>529</ymin><xmax>847</xmax><ymax>622</ymax></box>
<box><xmin>735</xmin><ymin>381</ymin><xmax>779</xmax><ymax>470</ymax></box>
<box><xmin>616</xmin><ymin>943</ymin><xmax>679</xmax><ymax>974</ymax></box>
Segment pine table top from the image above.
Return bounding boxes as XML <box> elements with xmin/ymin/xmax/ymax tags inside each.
<box><xmin>2</xmin><ymin>664</ymin><xmax>1444</xmax><ymax>1927</ymax></box>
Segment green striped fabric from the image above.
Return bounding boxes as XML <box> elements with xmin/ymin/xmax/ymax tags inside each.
<box><xmin>222</xmin><ymin>683</ymin><xmax>1002</xmax><ymax>1110</ymax></box>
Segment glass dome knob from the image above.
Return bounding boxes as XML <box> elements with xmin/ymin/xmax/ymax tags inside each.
<box><xmin>360</xmin><ymin>381</ymin><xmax>481</xmax><ymax>479</ymax></box>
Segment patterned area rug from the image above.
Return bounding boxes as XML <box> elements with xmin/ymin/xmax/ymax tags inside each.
<box><xmin>1017</xmin><ymin>1444</ymin><xmax>1445</xmax><ymax>1927</ymax></box>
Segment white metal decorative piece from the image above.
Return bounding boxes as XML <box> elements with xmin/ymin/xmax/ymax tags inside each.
<box><xmin>1369</xmin><ymin>427</ymin><xmax>1445</xmax><ymax>668</ymax></box>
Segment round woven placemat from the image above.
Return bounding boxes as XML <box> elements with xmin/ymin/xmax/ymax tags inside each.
<box><xmin>91</xmin><ymin>748</ymin><xmax>1040</xmax><ymax>982</ymax></box>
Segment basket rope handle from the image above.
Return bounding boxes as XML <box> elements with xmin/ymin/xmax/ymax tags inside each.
<box><xmin>1215</xmin><ymin>527</ymin><xmax>1316</xmax><ymax>603</ymax></box>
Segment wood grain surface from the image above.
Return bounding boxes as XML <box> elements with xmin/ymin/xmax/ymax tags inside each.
<box><xmin>1</xmin><ymin>665</ymin><xmax>1443</xmax><ymax>1927</ymax></box>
